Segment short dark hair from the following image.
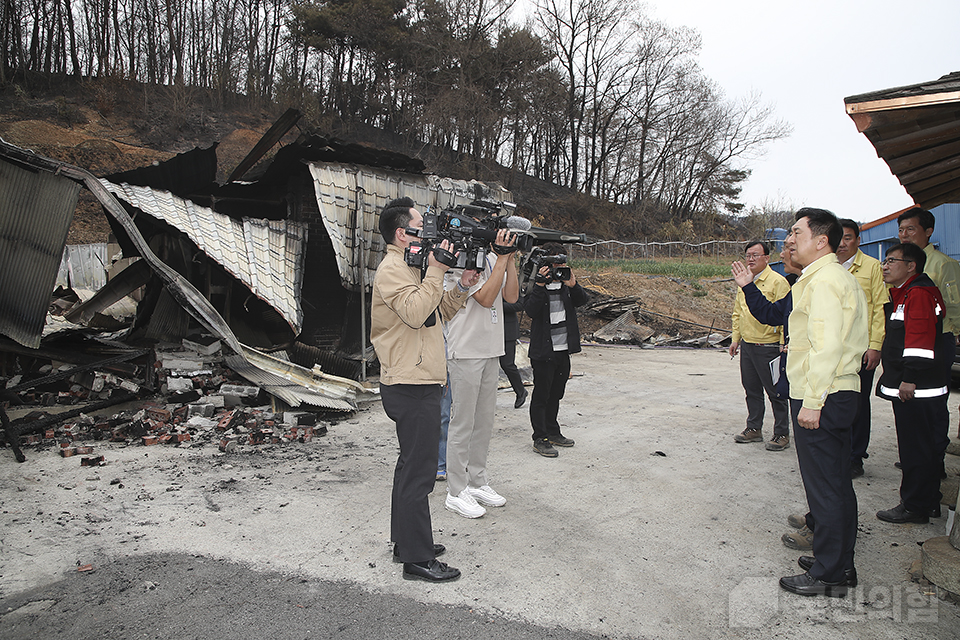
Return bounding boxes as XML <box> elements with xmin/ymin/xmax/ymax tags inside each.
<box><xmin>795</xmin><ymin>207</ymin><xmax>842</xmax><ymax>252</ymax></box>
<box><xmin>897</xmin><ymin>207</ymin><xmax>935</xmax><ymax>231</ymax></box>
<box><xmin>379</xmin><ymin>196</ymin><xmax>415</xmax><ymax>245</ymax></box>
<box><xmin>886</xmin><ymin>242</ymin><xmax>927</xmax><ymax>272</ymax></box>
<box><xmin>744</xmin><ymin>240</ymin><xmax>770</xmax><ymax>255</ymax></box>
<box><xmin>838</xmin><ymin>219</ymin><xmax>860</xmax><ymax>237</ymax></box>
<box><xmin>541</xmin><ymin>242</ymin><xmax>567</xmax><ymax>261</ymax></box>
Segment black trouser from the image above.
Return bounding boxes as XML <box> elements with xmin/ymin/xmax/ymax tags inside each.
<box><xmin>381</xmin><ymin>383</ymin><xmax>441</xmax><ymax>564</ymax></box>
<box><xmin>850</xmin><ymin>365</ymin><xmax>875</xmax><ymax>466</ymax></box>
<box><xmin>892</xmin><ymin>396</ymin><xmax>950</xmax><ymax>512</ymax></box>
<box><xmin>792</xmin><ymin>392</ymin><xmax>858</xmax><ymax>583</ymax></box>
<box><xmin>529</xmin><ymin>352</ymin><xmax>571</xmax><ymax>442</ymax></box>
<box><xmin>499</xmin><ymin>339</ymin><xmax>524</xmax><ymax>396</ymax></box>
<box><xmin>740</xmin><ymin>342</ymin><xmax>790</xmax><ymax>437</ymax></box>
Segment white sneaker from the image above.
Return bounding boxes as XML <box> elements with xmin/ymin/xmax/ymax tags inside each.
<box><xmin>466</xmin><ymin>485</ymin><xmax>506</xmax><ymax>507</ymax></box>
<box><xmin>445</xmin><ymin>489</ymin><xmax>486</xmax><ymax>518</ymax></box>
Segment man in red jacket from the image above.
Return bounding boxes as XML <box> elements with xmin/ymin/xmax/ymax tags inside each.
<box><xmin>875</xmin><ymin>243</ymin><xmax>951</xmax><ymax>524</ymax></box>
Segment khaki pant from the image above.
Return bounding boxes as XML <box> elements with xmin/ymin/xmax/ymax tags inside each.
<box><xmin>446</xmin><ymin>357</ymin><xmax>500</xmax><ymax>496</ymax></box>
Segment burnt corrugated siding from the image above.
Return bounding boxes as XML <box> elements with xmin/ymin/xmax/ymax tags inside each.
<box><xmin>0</xmin><ymin>157</ymin><xmax>81</xmax><ymax>348</ymax></box>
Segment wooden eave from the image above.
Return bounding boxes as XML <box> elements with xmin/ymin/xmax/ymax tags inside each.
<box><xmin>845</xmin><ymin>72</ymin><xmax>960</xmax><ymax>210</ymax></box>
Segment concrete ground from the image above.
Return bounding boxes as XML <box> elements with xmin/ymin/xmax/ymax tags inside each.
<box><xmin>1</xmin><ymin>345</ymin><xmax>959</xmax><ymax>639</ymax></box>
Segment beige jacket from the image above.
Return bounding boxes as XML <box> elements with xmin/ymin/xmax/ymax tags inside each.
<box><xmin>370</xmin><ymin>245</ymin><xmax>470</xmax><ymax>385</ymax></box>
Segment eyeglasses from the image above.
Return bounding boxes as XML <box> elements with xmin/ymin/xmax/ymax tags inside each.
<box><xmin>881</xmin><ymin>257</ymin><xmax>911</xmax><ymax>266</ymax></box>
<box><xmin>744</xmin><ymin>253</ymin><xmax>766</xmax><ymax>260</ymax></box>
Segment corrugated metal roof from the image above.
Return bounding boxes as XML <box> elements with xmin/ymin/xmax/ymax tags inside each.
<box><xmin>0</xmin><ymin>155</ymin><xmax>81</xmax><ymax>348</ymax></box>
<box><xmin>307</xmin><ymin>162</ymin><xmax>512</xmax><ymax>291</ymax></box>
<box><xmin>100</xmin><ymin>179</ymin><xmax>306</xmax><ymax>333</ymax></box>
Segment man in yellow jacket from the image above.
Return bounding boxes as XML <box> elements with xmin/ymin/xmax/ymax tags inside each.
<box><xmin>729</xmin><ymin>241</ymin><xmax>792</xmax><ymax>450</ymax></box>
<box><xmin>779</xmin><ymin>208</ymin><xmax>868</xmax><ymax>598</ymax></box>
<box><xmin>836</xmin><ymin>219</ymin><xmax>886</xmax><ymax>478</ymax></box>
<box><xmin>370</xmin><ymin>196</ymin><xmax>478</xmax><ymax>583</ymax></box>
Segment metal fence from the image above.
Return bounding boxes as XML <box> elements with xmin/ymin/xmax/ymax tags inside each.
<box><xmin>569</xmin><ymin>239</ymin><xmax>747</xmax><ymax>264</ymax></box>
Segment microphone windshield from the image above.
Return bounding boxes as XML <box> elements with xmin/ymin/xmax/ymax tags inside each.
<box><xmin>504</xmin><ymin>215</ymin><xmax>532</xmax><ymax>231</ymax></box>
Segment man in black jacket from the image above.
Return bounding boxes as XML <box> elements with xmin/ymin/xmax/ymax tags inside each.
<box><xmin>522</xmin><ymin>243</ymin><xmax>589</xmax><ymax>457</ymax></box>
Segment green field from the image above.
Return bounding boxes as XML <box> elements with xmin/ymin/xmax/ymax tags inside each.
<box><xmin>569</xmin><ymin>258</ymin><xmax>733</xmax><ymax>279</ymax></box>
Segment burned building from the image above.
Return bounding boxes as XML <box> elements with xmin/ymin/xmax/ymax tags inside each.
<box><xmin>0</xmin><ymin>114</ymin><xmax>515</xmax><ymax>418</ymax></box>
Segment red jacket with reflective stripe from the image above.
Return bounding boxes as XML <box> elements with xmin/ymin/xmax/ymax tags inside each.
<box><xmin>877</xmin><ymin>273</ymin><xmax>949</xmax><ymax>399</ymax></box>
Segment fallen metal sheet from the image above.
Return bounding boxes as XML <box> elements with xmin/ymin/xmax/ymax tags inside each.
<box><xmin>225</xmin><ymin>345</ymin><xmax>378</xmax><ymax>412</ymax></box>
<box><xmin>0</xmin><ymin>152</ymin><xmax>81</xmax><ymax>348</ymax></box>
<box><xmin>593</xmin><ymin>309</ymin><xmax>654</xmax><ymax>344</ymax></box>
<box><xmin>307</xmin><ymin>163</ymin><xmax>512</xmax><ymax>291</ymax></box>
<box><xmin>100</xmin><ymin>179</ymin><xmax>306</xmax><ymax>333</ymax></box>
<box><xmin>56</xmin><ymin>243</ymin><xmax>109</xmax><ymax>292</ymax></box>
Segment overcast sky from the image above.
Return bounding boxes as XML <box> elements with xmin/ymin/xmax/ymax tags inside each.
<box><xmin>516</xmin><ymin>0</ymin><xmax>960</xmax><ymax>224</ymax></box>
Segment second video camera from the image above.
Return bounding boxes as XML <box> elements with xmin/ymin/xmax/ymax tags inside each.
<box><xmin>519</xmin><ymin>247</ymin><xmax>571</xmax><ymax>294</ymax></box>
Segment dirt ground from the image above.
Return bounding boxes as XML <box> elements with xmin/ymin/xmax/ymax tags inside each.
<box><xmin>2</xmin><ymin>346</ymin><xmax>959</xmax><ymax>640</ymax></box>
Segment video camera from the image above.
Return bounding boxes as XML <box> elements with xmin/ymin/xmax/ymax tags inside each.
<box><xmin>519</xmin><ymin>247</ymin><xmax>572</xmax><ymax>294</ymax></box>
<box><xmin>404</xmin><ymin>200</ymin><xmax>534</xmax><ymax>272</ymax></box>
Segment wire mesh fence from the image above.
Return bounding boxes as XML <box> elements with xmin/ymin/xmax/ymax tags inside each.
<box><xmin>569</xmin><ymin>239</ymin><xmax>748</xmax><ymax>265</ymax></box>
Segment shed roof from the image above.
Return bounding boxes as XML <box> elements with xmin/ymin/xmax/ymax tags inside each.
<box><xmin>845</xmin><ymin>71</ymin><xmax>960</xmax><ymax>209</ymax></box>
<box><xmin>102</xmin><ymin>179</ymin><xmax>306</xmax><ymax>333</ymax></box>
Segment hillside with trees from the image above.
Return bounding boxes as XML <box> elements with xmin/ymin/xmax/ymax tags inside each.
<box><xmin>0</xmin><ymin>0</ymin><xmax>790</xmax><ymax>241</ymax></box>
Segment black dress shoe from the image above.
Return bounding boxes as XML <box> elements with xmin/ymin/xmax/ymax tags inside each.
<box><xmin>514</xmin><ymin>388</ymin><xmax>528</xmax><ymax>409</ymax></box>
<box><xmin>402</xmin><ymin>559</ymin><xmax>461</xmax><ymax>582</ymax></box>
<box><xmin>393</xmin><ymin>543</ymin><xmax>445</xmax><ymax>563</ymax></box>
<box><xmin>930</xmin><ymin>504</ymin><xmax>942</xmax><ymax>518</ymax></box>
<box><xmin>877</xmin><ymin>503</ymin><xmax>929</xmax><ymax>524</ymax></box>
<box><xmin>796</xmin><ymin>557</ymin><xmax>858</xmax><ymax>586</ymax></box>
<box><xmin>779</xmin><ymin>572</ymin><xmax>847</xmax><ymax>598</ymax></box>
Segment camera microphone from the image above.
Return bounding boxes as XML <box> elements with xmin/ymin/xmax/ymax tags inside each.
<box><xmin>504</xmin><ymin>215</ymin><xmax>532</xmax><ymax>231</ymax></box>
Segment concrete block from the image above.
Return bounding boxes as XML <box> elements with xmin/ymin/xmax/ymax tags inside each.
<box><xmin>161</xmin><ymin>355</ymin><xmax>204</xmax><ymax>371</ymax></box>
<box><xmin>221</xmin><ymin>393</ymin><xmax>242</xmax><ymax>408</ymax></box>
<box><xmin>921</xmin><ymin>536</ymin><xmax>960</xmax><ymax>596</ymax></box>
<box><xmin>220</xmin><ymin>384</ymin><xmax>259</xmax><ymax>398</ymax></box>
<box><xmin>187</xmin><ymin>403</ymin><xmax>215</xmax><ymax>418</ymax></box>
<box><xmin>167</xmin><ymin>377</ymin><xmax>194</xmax><ymax>392</ymax></box>
<box><xmin>283</xmin><ymin>411</ymin><xmax>316</xmax><ymax>426</ymax></box>
<box><xmin>942</xmin><ymin>475</ymin><xmax>959</xmax><ymax>510</ymax></box>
